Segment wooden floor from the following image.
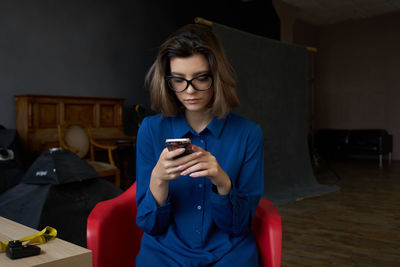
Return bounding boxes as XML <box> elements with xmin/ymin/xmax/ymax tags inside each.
<box><xmin>277</xmin><ymin>159</ymin><xmax>400</xmax><ymax>266</ymax></box>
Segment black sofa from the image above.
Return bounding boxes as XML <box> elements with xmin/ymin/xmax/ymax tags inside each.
<box><xmin>315</xmin><ymin>129</ymin><xmax>393</xmax><ymax>167</ymax></box>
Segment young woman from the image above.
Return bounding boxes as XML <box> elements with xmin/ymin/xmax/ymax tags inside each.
<box><xmin>136</xmin><ymin>24</ymin><xmax>264</xmax><ymax>266</ymax></box>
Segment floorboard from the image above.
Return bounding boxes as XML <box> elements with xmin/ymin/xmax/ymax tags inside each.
<box><xmin>277</xmin><ymin>159</ymin><xmax>400</xmax><ymax>266</ymax></box>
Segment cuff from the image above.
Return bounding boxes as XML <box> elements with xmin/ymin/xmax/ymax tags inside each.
<box><xmin>210</xmin><ymin>183</ymin><xmax>237</xmax><ymax>207</ymax></box>
<box><xmin>139</xmin><ymin>187</ymin><xmax>171</xmax><ymax>216</ymax></box>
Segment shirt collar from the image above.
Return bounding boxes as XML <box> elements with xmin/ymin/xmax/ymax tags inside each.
<box><xmin>172</xmin><ymin>112</ymin><xmax>228</xmax><ymax>138</ymax></box>
<box><xmin>173</xmin><ymin>113</ymin><xmax>193</xmax><ymax>138</ymax></box>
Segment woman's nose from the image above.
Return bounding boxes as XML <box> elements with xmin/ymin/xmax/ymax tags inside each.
<box><xmin>186</xmin><ymin>83</ymin><xmax>196</xmax><ymax>94</ymax></box>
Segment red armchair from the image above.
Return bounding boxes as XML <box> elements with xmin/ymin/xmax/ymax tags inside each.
<box><xmin>87</xmin><ymin>182</ymin><xmax>282</xmax><ymax>267</ymax></box>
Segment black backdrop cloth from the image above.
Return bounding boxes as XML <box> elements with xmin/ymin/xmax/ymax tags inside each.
<box><xmin>212</xmin><ymin>23</ymin><xmax>339</xmax><ymax>205</ymax></box>
<box><xmin>0</xmin><ymin>149</ymin><xmax>122</xmax><ymax>247</ymax></box>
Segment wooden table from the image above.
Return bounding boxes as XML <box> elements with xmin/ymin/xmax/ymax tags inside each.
<box><xmin>0</xmin><ymin>217</ymin><xmax>92</xmax><ymax>267</ymax></box>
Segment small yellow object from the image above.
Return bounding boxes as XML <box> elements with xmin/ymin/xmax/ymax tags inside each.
<box><xmin>0</xmin><ymin>226</ymin><xmax>57</xmax><ymax>251</ymax></box>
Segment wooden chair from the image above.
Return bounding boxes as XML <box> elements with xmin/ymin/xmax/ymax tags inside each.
<box><xmin>57</xmin><ymin>124</ymin><xmax>121</xmax><ymax>187</ymax></box>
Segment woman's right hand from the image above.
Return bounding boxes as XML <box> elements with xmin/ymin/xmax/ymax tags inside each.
<box><xmin>149</xmin><ymin>147</ymin><xmax>202</xmax><ymax>206</ymax></box>
<box><xmin>151</xmin><ymin>147</ymin><xmax>187</xmax><ymax>182</ymax></box>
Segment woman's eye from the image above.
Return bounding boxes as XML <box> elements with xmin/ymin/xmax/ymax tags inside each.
<box><xmin>171</xmin><ymin>78</ymin><xmax>185</xmax><ymax>83</ymax></box>
<box><xmin>195</xmin><ymin>75</ymin><xmax>210</xmax><ymax>82</ymax></box>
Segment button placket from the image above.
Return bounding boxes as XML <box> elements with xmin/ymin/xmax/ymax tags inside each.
<box><xmin>191</xmin><ymin>136</ymin><xmax>206</xmax><ymax>245</ymax></box>
<box><xmin>199</xmin><ymin>135</ymin><xmax>206</xmax><ymax>150</ymax></box>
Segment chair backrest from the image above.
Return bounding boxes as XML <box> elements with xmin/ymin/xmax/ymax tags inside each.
<box><xmin>87</xmin><ymin>182</ymin><xmax>282</xmax><ymax>267</ymax></box>
<box><xmin>57</xmin><ymin>124</ymin><xmax>90</xmax><ymax>158</ymax></box>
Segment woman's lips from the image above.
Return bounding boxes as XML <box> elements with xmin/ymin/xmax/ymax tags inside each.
<box><xmin>185</xmin><ymin>99</ymin><xmax>200</xmax><ymax>104</ymax></box>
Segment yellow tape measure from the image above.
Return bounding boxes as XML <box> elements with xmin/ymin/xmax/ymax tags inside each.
<box><xmin>0</xmin><ymin>226</ymin><xmax>57</xmax><ymax>252</ymax></box>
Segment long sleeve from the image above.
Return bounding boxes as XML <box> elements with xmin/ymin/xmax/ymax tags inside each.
<box><xmin>210</xmin><ymin>125</ymin><xmax>264</xmax><ymax>236</ymax></box>
<box><xmin>135</xmin><ymin>117</ymin><xmax>172</xmax><ymax>235</ymax></box>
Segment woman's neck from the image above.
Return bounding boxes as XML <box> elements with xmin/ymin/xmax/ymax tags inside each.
<box><xmin>184</xmin><ymin>110</ymin><xmax>213</xmax><ymax>133</ymax></box>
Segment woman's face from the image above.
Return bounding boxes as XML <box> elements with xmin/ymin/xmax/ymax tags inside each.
<box><xmin>169</xmin><ymin>54</ymin><xmax>214</xmax><ymax>114</ymax></box>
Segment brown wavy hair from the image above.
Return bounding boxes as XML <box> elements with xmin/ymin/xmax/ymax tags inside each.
<box><xmin>145</xmin><ymin>24</ymin><xmax>239</xmax><ymax>118</ymax></box>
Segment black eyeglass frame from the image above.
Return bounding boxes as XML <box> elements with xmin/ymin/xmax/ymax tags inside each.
<box><xmin>165</xmin><ymin>74</ymin><xmax>214</xmax><ymax>92</ymax></box>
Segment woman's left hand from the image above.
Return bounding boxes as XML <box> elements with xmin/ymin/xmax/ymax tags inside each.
<box><xmin>180</xmin><ymin>145</ymin><xmax>231</xmax><ymax>195</ymax></box>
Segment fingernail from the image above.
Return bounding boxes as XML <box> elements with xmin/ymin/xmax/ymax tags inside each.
<box><xmin>181</xmin><ymin>170</ymin><xmax>187</xmax><ymax>175</ymax></box>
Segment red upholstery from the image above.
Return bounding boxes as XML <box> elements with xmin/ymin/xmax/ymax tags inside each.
<box><xmin>87</xmin><ymin>182</ymin><xmax>282</xmax><ymax>267</ymax></box>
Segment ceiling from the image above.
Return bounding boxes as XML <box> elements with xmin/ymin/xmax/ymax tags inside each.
<box><xmin>280</xmin><ymin>0</ymin><xmax>400</xmax><ymax>25</ymax></box>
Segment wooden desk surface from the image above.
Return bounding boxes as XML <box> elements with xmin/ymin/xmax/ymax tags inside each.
<box><xmin>0</xmin><ymin>217</ymin><xmax>92</xmax><ymax>267</ymax></box>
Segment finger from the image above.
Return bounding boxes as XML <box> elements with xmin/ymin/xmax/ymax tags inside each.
<box><xmin>190</xmin><ymin>144</ymin><xmax>204</xmax><ymax>152</ymax></box>
<box><xmin>189</xmin><ymin>170</ymin><xmax>209</xmax><ymax>178</ymax></box>
<box><xmin>165</xmin><ymin>148</ymin><xmax>186</xmax><ymax>160</ymax></box>
<box><xmin>181</xmin><ymin>161</ymin><xmax>207</xmax><ymax>176</ymax></box>
<box><xmin>176</xmin><ymin>151</ymin><xmax>204</xmax><ymax>171</ymax></box>
<box><xmin>174</xmin><ymin>150</ymin><xmax>202</xmax><ymax>165</ymax></box>
<box><xmin>166</xmin><ymin>166</ymin><xmax>183</xmax><ymax>177</ymax></box>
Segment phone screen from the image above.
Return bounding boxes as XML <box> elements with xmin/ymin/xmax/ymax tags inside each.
<box><xmin>165</xmin><ymin>138</ymin><xmax>193</xmax><ymax>158</ymax></box>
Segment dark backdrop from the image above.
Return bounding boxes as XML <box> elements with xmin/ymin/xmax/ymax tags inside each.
<box><xmin>0</xmin><ymin>0</ymin><xmax>176</xmax><ymax>129</ymax></box>
<box><xmin>0</xmin><ymin>0</ymin><xmax>279</xmax><ymax>130</ymax></box>
<box><xmin>213</xmin><ymin>23</ymin><xmax>339</xmax><ymax>205</ymax></box>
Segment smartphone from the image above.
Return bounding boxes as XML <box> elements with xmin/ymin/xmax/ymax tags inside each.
<box><xmin>165</xmin><ymin>138</ymin><xmax>193</xmax><ymax>158</ymax></box>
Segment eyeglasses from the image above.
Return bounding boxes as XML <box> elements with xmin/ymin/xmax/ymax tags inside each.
<box><xmin>165</xmin><ymin>74</ymin><xmax>213</xmax><ymax>92</ymax></box>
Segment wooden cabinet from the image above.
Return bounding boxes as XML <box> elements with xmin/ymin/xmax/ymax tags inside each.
<box><xmin>15</xmin><ymin>94</ymin><xmax>130</xmax><ymax>161</ymax></box>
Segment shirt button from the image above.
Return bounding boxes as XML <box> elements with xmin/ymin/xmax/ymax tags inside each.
<box><xmin>197</xmin><ymin>205</ymin><xmax>202</xmax><ymax>210</ymax></box>
<box><xmin>198</xmin><ymin>184</ymin><xmax>203</xmax><ymax>188</ymax></box>
<box><xmin>200</xmin><ymin>139</ymin><xmax>204</xmax><ymax>144</ymax></box>
<box><xmin>195</xmin><ymin>230</ymin><xmax>201</xmax><ymax>234</ymax></box>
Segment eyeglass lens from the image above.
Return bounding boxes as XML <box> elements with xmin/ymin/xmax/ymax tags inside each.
<box><xmin>167</xmin><ymin>75</ymin><xmax>212</xmax><ymax>92</ymax></box>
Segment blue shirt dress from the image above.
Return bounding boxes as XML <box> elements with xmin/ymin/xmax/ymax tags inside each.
<box><xmin>135</xmin><ymin>112</ymin><xmax>264</xmax><ymax>267</ymax></box>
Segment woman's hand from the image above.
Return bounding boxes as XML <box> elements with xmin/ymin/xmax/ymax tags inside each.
<box><xmin>150</xmin><ymin>146</ymin><xmax>203</xmax><ymax>205</ymax></box>
<box><xmin>180</xmin><ymin>145</ymin><xmax>232</xmax><ymax>195</ymax></box>
<box><xmin>151</xmin><ymin>147</ymin><xmax>202</xmax><ymax>182</ymax></box>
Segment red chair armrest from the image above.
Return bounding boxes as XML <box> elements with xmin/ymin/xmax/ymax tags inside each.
<box><xmin>252</xmin><ymin>198</ymin><xmax>282</xmax><ymax>267</ymax></box>
<box><xmin>87</xmin><ymin>183</ymin><xmax>143</xmax><ymax>267</ymax></box>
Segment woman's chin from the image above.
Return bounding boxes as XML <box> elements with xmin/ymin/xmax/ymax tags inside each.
<box><xmin>184</xmin><ymin>105</ymin><xmax>207</xmax><ymax>113</ymax></box>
